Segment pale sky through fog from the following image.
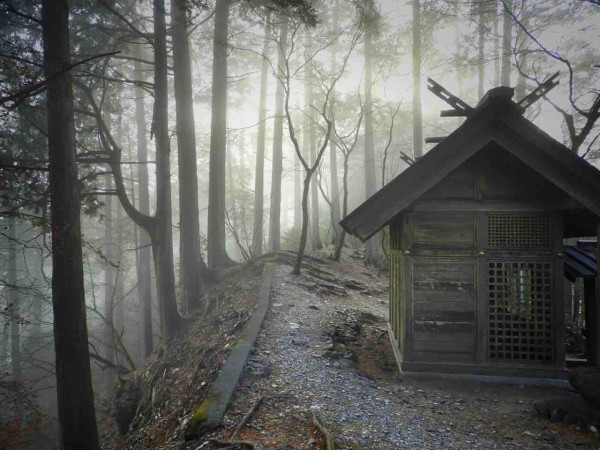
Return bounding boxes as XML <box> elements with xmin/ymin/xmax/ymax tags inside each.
<box><xmin>374</xmin><ymin>0</ymin><xmax>600</xmax><ymax>153</ymax></box>
<box><xmin>211</xmin><ymin>0</ymin><xmax>598</xmax><ymax>167</ymax></box>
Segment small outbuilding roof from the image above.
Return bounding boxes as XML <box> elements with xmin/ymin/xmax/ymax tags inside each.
<box><xmin>340</xmin><ymin>87</ymin><xmax>600</xmax><ymax>242</ymax></box>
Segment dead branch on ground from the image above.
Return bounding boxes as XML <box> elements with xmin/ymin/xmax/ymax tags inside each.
<box><xmin>312</xmin><ymin>412</ymin><xmax>336</xmax><ymax>450</ymax></box>
<box><xmin>231</xmin><ymin>396</ymin><xmax>264</xmax><ymax>440</ymax></box>
<box><xmin>211</xmin><ymin>438</ymin><xmax>257</xmax><ymax>449</ymax></box>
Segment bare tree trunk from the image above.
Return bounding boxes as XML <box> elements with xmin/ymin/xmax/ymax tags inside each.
<box><xmin>328</xmin><ymin>0</ymin><xmax>341</xmax><ymax>246</ymax></box>
<box><xmin>285</xmin><ymin>13</ymin><xmax>359</xmax><ymax>274</ymax></box>
<box><xmin>364</xmin><ymin>24</ymin><xmax>378</xmax><ymax>264</ymax></box>
<box><xmin>329</xmin><ymin>140</ymin><xmax>340</xmax><ymax>246</ymax></box>
<box><xmin>477</xmin><ymin>0</ymin><xmax>486</xmax><ymax>99</ymax></box>
<box><xmin>103</xmin><ymin>176</ymin><xmax>115</xmax><ymax>387</ymax></box>
<box><xmin>80</xmin><ymin>0</ymin><xmax>181</xmax><ymax>344</ymax></box>
<box><xmin>227</xmin><ymin>146</ymin><xmax>242</xmax><ymax>260</ymax></box>
<box><xmin>294</xmin><ymin>150</ymin><xmax>302</xmax><ymax>231</ymax></box>
<box><xmin>294</xmin><ymin>177</ymin><xmax>312</xmax><ymax>274</ymax></box>
<box><xmin>238</xmin><ymin>139</ymin><xmax>249</xmax><ymax>249</ymax></box>
<box><xmin>501</xmin><ymin>0</ymin><xmax>513</xmax><ymax>86</ymax></box>
<box><xmin>309</xmin><ymin>132</ymin><xmax>321</xmax><ymax>249</ymax></box>
<box><xmin>112</xmin><ymin>101</ymin><xmax>127</xmax><ymax>371</ymax></box>
<box><xmin>302</xmin><ymin>48</ymin><xmax>311</xmax><ymax>244</ymax></box>
<box><xmin>306</xmin><ymin>33</ymin><xmax>322</xmax><ymax>250</ymax></box>
<box><xmin>268</xmin><ymin>19</ymin><xmax>288</xmax><ymax>253</ymax></box>
<box><xmin>252</xmin><ymin>21</ymin><xmax>271</xmax><ymax>256</ymax></box>
<box><xmin>333</xmin><ymin>155</ymin><xmax>350</xmax><ymax>262</ymax></box>
<box><xmin>208</xmin><ymin>0</ymin><xmax>235</xmax><ymax>268</ymax></box>
<box><xmin>7</xmin><ymin>214</ymin><xmax>20</xmax><ymax>379</ymax></box>
<box><xmin>493</xmin><ymin>1</ymin><xmax>500</xmax><ymax>87</ymax></box>
<box><xmin>515</xmin><ymin>1</ymin><xmax>529</xmax><ymax>99</ymax></box>
<box><xmin>454</xmin><ymin>9</ymin><xmax>464</xmax><ymax>127</ymax></box>
<box><xmin>153</xmin><ymin>0</ymin><xmax>181</xmax><ymax>339</ymax></box>
<box><xmin>172</xmin><ymin>0</ymin><xmax>207</xmax><ymax>309</ymax></box>
<box><xmin>133</xmin><ymin>43</ymin><xmax>153</xmax><ymax>359</ymax></box>
<box><xmin>114</xmin><ymin>202</ymin><xmax>126</xmax><ymax>370</ymax></box>
<box><xmin>412</xmin><ymin>0</ymin><xmax>423</xmax><ymax>159</ymax></box>
<box><xmin>42</xmin><ymin>0</ymin><xmax>99</xmax><ymax>446</ymax></box>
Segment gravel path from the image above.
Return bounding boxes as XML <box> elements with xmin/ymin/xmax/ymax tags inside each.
<box><xmin>220</xmin><ymin>261</ymin><xmax>596</xmax><ymax>449</ymax></box>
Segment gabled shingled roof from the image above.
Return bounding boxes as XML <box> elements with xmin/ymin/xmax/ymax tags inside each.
<box><xmin>340</xmin><ymin>87</ymin><xmax>600</xmax><ymax>242</ymax></box>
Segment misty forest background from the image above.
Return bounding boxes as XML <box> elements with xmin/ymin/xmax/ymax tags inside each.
<box><xmin>0</xmin><ymin>0</ymin><xmax>599</xmax><ymax>447</ymax></box>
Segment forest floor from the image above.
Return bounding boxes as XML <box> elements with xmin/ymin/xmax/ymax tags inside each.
<box><xmin>198</xmin><ymin>249</ymin><xmax>599</xmax><ymax>450</ymax></box>
<box><xmin>101</xmin><ymin>264</ymin><xmax>263</xmax><ymax>450</ymax></box>
<box><xmin>102</xmin><ymin>250</ymin><xmax>600</xmax><ymax>450</ymax></box>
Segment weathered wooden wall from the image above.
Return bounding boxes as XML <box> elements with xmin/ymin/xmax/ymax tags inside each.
<box><xmin>389</xmin><ymin>146</ymin><xmax>567</xmax><ymax>377</ymax></box>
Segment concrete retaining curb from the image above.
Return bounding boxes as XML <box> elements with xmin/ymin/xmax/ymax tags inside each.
<box><xmin>184</xmin><ymin>264</ymin><xmax>274</xmax><ymax>439</ymax></box>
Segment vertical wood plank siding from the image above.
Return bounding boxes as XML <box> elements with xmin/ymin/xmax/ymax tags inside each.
<box><xmin>386</xmin><ymin>149</ymin><xmax>569</xmax><ymax>376</ymax></box>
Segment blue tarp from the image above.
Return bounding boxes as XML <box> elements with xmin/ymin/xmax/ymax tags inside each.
<box><xmin>564</xmin><ymin>245</ymin><xmax>597</xmax><ymax>282</ymax></box>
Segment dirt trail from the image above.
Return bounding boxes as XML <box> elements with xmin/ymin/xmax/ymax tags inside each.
<box><xmin>215</xmin><ymin>258</ymin><xmax>597</xmax><ymax>449</ymax></box>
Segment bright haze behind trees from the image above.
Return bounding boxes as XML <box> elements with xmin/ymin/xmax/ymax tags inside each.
<box><xmin>0</xmin><ymin>0</ymin><xmax>598</xmax><ymax>446</ymax></box>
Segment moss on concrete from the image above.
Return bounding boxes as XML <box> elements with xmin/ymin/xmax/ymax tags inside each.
<box><xmin>184</xmin><ymin>389</ymin><xmax>219</xmax><ymax>440</ymax></box>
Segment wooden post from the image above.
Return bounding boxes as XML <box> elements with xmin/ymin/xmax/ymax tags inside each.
<box><xmin>596</xmin><ymin>223</ymin><xmax>600</xmax><ymax>368</ymax></box>
<box><xmin>555</xmin><ymin>257</ymin><xmax>566</xmax><ymax>368</ymax></box>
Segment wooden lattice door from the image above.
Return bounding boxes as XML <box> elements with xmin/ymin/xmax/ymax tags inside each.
<box><xmin>487</xmin><ymin>260</ymin><xmax>554</xmax><ymax>363</ymax></box>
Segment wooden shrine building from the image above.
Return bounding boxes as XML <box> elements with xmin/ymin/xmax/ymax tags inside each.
<box><xmin>340</xmin><ymin>84</ymin><xmax>600</xmax><ymax>379</ymax></box>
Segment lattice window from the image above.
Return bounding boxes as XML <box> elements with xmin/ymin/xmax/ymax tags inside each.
<box><xmin>488</xmin><ymin>261</ymin><xmax>553</xmax><ymax>362</ymax></box>
<box><xmin>487</xmin><ymin>215</ymin><xmax>551</xmax><ymax>248</ymax></box>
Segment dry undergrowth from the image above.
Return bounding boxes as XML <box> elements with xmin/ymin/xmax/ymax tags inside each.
<box><xmin>101</xmin><ymin>264</ymin><xmax>262</xmax><ymax>449</ymax></box>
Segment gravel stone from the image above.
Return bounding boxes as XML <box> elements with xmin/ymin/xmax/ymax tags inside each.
<box><xmin>221</xmin><ymin>264</ymin><xmax>596</xmax><ymax>449</ymax></box>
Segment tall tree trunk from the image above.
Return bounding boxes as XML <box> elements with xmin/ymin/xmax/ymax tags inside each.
<box><xmin>515</xmin><ymin>1</ymin><xmax>529</xmax><ymax>99</ymax></box>
<box><xmin>328</xmin><ymin>134</ymin><xmax>340</xmax><ymax>245</ymax></box>
<box><xmin>227</xmin><ymin>146</ymin><xmax>241</xmax><ymax>260</ymax></box>
<box><xmin>252</xmin><ymin>22</ymin><xmax>271</xmax><ymax>256</ymax></box>
<box><xmin>302</xmin><ymin>45</ymin><xmax>311</xmax><ymax>245</ymax></box>
<box><xmin>412</xmin><ymin>0</ymin><xmax>423</xmax><ymax>159</ymax></box>
<box><xmin>153</xmin><ymin>0</ymin><xmax>181</xmax><ymax>339</ymax></box>
<box><xmin>293</xmin><ymin>55</ymin><xmax>301</xmax><ymax>234</ymax></box>
<box><xmin>268</xmin><ymin>18</ymin><xmax>288</xmax><ymax>253</ymax></box>
<box><xmin>364</xmin><ymin>23</ymin><xmax>378</xmax><ymax>264</ymax></box>
<box><xmin>114</xmin><ymin>202</ymin><xmax>126</xmax><ymax>370</ymax></box>
<box><xmin>477</xmin><ymin>0</ymin><xmax>486</xmax><ymax>99</ymax></box>
<box><xmin>103</xmin><ymin>176</ymin><xmax>115</xmax><ymax>387</ymax></box>
<box><xmin>208</xmin><ymin>0</ymin><xmax>234</xmax><ymax>268</ymax></box>
<box><xmin>8</xmin><ymin>214</ymin><xmax>20</xmax><ymax>379</ymax></box>
<box><xmin>294</xmin><ymin>148</ymin><xmax>302</xmax><ymax>231</ymax></box>
<box><xmin>238</xmin><ymin>138</ymin><xmax>249</xmax><ymax>248</ymax></box>
<box><xmin>515</xmin><ymin>60</ymin><xmax>526</xmax><ymax>99</ymax></box>
<box><xmin>328</xmin><ymin>1</ymin><xmax>341</xmax><ymax>246</ymax></box>
<box><xmin>133</xmin><ymin>43</ymin><xmax>153</xmax><ymax>359</ymax></box>
<box><xmin>333</xmin><ymin>155</ymin><xmax>350</xmax><ymax>262</ymax></box>
<box><xmin>501</xmin><ymin>0</ymin><xmax>513</xmax><ymax>86</ymax></box>
<box><xmin>41</xmin><ymin>0</ymin><xmax>99</xmax><ymax>447</ymax></box>
<box><xmin>294</xmin><ymin>176</ymin><xmax>312</xmax><ymax>274</ymax></box>
<box><xmin>493</xmin><ymin>1</ymin><xmax>500</xmax><ymax>87</ymax></box>
<box><xmin>113</xmin><ymin>100</ymin><xmax>126</xmax><ymax>371</ymax></box>
<box><xmin>306</xmin><ymin>33</ymin><xmax>322</xmax><ymax>250</ymax></box>
<box><xmin>454</xmin><ymin>8</ymin><xmax>465</xmax><ymax>127</ymax></box>
<box><xmin>90</xmin><ymin>0</ymin><xmax>181</xmax><ymax>344</ymax></box>
<box><xmin>172</xmin><ymin>0</ymin><xmax>207</xmax><ymax>310</ymax></box>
